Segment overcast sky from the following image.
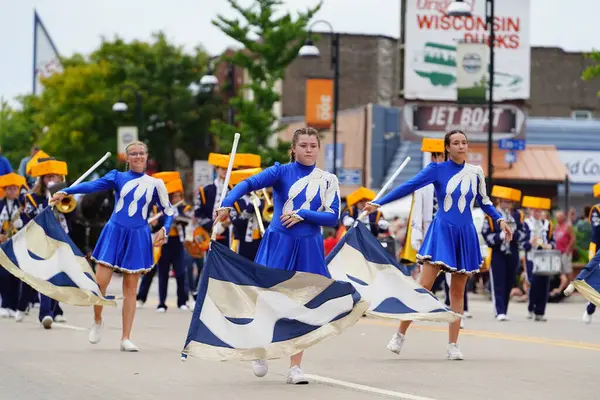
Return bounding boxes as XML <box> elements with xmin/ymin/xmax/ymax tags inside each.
<box><xmin>1</xmin><ymin>0</ymin><xmax>598</xmax><ymax>103</ymax></box>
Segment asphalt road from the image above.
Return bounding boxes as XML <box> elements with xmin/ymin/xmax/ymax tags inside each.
<box><xmin>0</xmin><ymin>276</ymin><xmax>598</xmax><ymax>400</ymax></box>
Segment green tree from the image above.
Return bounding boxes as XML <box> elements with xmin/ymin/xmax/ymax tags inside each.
<box><xmin>0</xmin><ymin>96</ymin><xmax>41</xmax><ymax>169</ymax></box>
<box><xmin>212</xmin><ymin>0</ymin><xmax>322</xmax><ymax>165</ymax></box>
<box><xmin>582</xmin><ymin>50</ymin><xmax>600</xmax><ymax>95</ymax></box>
<box><xmin>31</xmin><ymin>32</ymin><xmax>219</xmax><ymax>178</ymax></box>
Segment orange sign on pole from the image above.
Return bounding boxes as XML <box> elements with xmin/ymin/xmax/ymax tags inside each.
<box><xmin>305</xmin><ymin>78</ymin><xmax>333</xmax><ymax>128</ymax></box>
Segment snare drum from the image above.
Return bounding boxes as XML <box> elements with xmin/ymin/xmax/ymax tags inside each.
<box><xmin>531</xmin><ymin>249</ymin><xmax>562</xmax><ymax>276</ymax></box>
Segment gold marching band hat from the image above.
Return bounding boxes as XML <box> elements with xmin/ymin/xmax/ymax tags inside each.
<box><xmin>522</xmin><ymin>195</ymin><xmax>551</xmax><ymax>210</ymax></box>
<box><xmin>491</xmin><ymin>185</ymin><xmax>522</xmax><ymax>202</ymax></box>
<box><xmin>208</xmin><ymin>153</ymin><xmax>262</xmax><ymax>169</ymax></box>
<box><xmin>229</xmin><ymin>168</ymin><xmax>263</xmax><ymax>186</ymax></box>
<box><xmin>346</xmin><ymin>187</ymin><xmax>376</xmax><ymax>208</ymax></box>
<box><xmin>594</xmin><ymin>182</ymin><xmax>600</xmax><ymax>198</ymax></box>
<box><xmin>0</xmin><ymin>173</ymin><xmax>27</xmax><ymax>188</ymax></box>
<box><xmin>420</xmin><ymin>138</ymin><xmax>445</xmax><ymax>153</ymax></box>
<box><xmin>152</xmin><ymin>171</ymin><xmax>183</xmax><ymax>195</ymax></box>
<box><xmin>25</xmin><ymin>150</ymin><xmax>51</xmax><ymax>176</ymax></box>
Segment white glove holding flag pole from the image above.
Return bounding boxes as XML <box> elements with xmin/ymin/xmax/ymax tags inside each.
<box><xmin>355</xmin><ymin>156</ymin><xmax>411</xmax><ymax>224</ymax></box>
<box><xmin>211</xmin><ymin>133</ymin><xmax>241</xmax><ymax>242</ymax></box>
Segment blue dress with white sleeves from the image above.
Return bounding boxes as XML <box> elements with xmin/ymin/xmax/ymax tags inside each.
<box><xmin>375</xmin><ymin>160</ymin><xmax>503</xmax><ymax>274</ymax></box>
<box><xmin>59</xmin><ymin>170</ymin><xmax>174</xmax><ymax>274</ymax></box>
<box><xmin>220</xmin><ymin>161</ymin><xmax>340</xmax><ymax>278</ymax></box>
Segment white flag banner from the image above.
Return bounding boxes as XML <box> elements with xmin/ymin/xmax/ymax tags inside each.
<box><xmin>33</xmin><ymin>11</ymin><xmax>62</xmax><ymax>95</ymax></box>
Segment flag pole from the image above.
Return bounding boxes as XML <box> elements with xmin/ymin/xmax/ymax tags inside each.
<box><xmin>356</xmin><ymin>156</ymin><xmax>411</xmax><ymax>222</ymax></box>
<box><xmin>49</xmin><ymin>152</ymin><xmax>112</xmax><ymax>206</ymax></box>
<box><xmin>211</xmin><ymin>133</ymin><xmax>241</xmax><ymax>241</ymax></box>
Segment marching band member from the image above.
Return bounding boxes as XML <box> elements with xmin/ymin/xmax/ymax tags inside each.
<box><xmin>341</xmin><ymin>187</ymin><xmax>385</xmax><ymax>237</ymax></box>
<box><xmin>51</xmin><ymin>141</ymin><xmax>174</xmax><ymax>352</ymax></box>
<box><xmin>0</xmin><ymin>173</ymin><xmax>27</xmax><ymax>319</ymax></box>
<box><xmin>522</xmin><ymin>196</ymin><xmax>554</xmax><ymax>322</ymax></box>
<box><xmin>20</xmin><ymin>155</ymin><xmax>74</xmax><ymax>328</ymax></box>
<box><xmin>364</xmin><ymin>130</ymin><xmax>512</xmax><ymax>360</ymax></box>
<box><xmin>195</xmin><ymin>153</ymin><xmax>261</xmax><ymax>248</ymax></box>
<box><xmin>137</xmin><ymin>171</ymin><xmax>191</xmax><ymax>312</ymax></box>
<box><xmin>228</xmin><ymin>167</ymin><xmax>266</xmax><ymax>261</ymax></box>
<box><xmin>215</xmin><ymin>127</ymin><xmax>340</xmax><ymax>384</ymax></box>
<box><xmin>482</xmin><ymin>186</ymin><xmax>527</xmax><ymax>321</ymax></box>
<box><xmin>582</xmin><ymin>183</ymin><xmax>600</xmax><ymax>323</ymax></box>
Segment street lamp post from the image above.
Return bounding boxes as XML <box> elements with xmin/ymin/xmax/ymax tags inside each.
<box><xmin>448</xmin><ymin>0</ymin><xmax>495</xmax><ymax>189</ymax></box>
<box><xmin>200</xmin><ymin>58</ymin><xmax>235</xmax><ymax>125</ymax></box>
<box><xmin>112</xmin><ymin>84</ymin><xmax>144</xmax><ymax>137</ymax></box>
<box><xmin>299</xmin><ymin>21</ymin><xmax>341</xmax><ymax>176</ymax></box>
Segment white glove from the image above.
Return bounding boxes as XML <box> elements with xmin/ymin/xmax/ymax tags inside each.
<box><xmin>13</xmin><ymin>219</ymin><xmax>23</xmax><ymax>229</ymax></box>
<box><xmin>342</xmin><ymin>215</ymin><xmax>355</xmax><ymax>227</ymax></box>
<box><xmin>499</xmin><ymin>231</ymin><xmax>506</xmax><ymax>241</ymax></box>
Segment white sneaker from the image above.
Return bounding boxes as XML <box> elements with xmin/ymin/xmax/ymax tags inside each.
<box><xmin>7</xmin><ymin>309</ymin><xmax>16</xmax><ymax>318</ymax></box>
<box><xmin>582</xmin><ymin>311</ymin><xmax>592</xmax><ymax>324</ymax></box>
<box><xmin>252</xmin><ymin>359</ymin><xmax>269</xmax><ymax>377</ymax></box>
<box><xmin>14</xmin><ymin>311</ymin><xmax>25</xmax><ymax>322</ymax></box>
<box><xmin>54</xmin><ymin>314</ymin><xmax>67</xmax><ymax>323</ymax></box>
<box><xmin>496</xmin><ymin>314</ymin><xmax>509</xmax><ymax>321</ymax></box>
<box><xmin>0</xmin><ymin>308</ymin><xmax>9</xmax><ymax>318</ymax></box>
<box><xmin>156</xmin><ymin>307</ymin><xmax>166</xmax><ymax>313</ymax></box>
<box><xmin>527</xmin><ymin>312</ymin><xmax>534</xmax><ymax>319</ymax></box>
<box><xmin>387</xmin><ymin>332</ymin><xmax>406</xmax><ymax>355</ymax></box>
<box><xmin>447</xmin><ymin>343</ymin><xmax>464</xmax><ymax>360</ymax></box>
<box><xmin>120</xmin><ymin>339</ymin><xmax>139</xmax><ymax>352</ymax></box>
<box><xmin>89</xmin><ymin>321</ymin><xmax>103</xmax><ymax>344</ymax></box>
<box><xmin>179</xmin><ymin>305</ymin><xmax>190</xmax><ymax>312</ymax></box>
<box><xmin>460</xmin><ymin>318</ymin><xmax>465</xmax><ymax>329</ymax></box>
<box><xmin>136</xmin><ymin>300</ymin><xmax>144</xmax><ymax>309</ymax></box>
<box><xmin>41</xmin><ymin>315</ymin><xmax>53</xmax><ymax>329</ymax></box>
<box><xmin>464</xmin><ymin>311</ymin><xmax>473</xmax><ymax>319</ymax></box>
<box><xmin>286</xmin><ymin>365</ymin><xmax>309</xmax><ymax>384</ymax></box>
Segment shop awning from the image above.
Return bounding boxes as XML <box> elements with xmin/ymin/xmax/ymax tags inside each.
<box><xmin>467</xmin><ymin>143</ymin><xmax>568</xmax><ymax>183</ymax></box>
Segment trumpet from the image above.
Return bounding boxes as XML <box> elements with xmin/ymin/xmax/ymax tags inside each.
<box><xmin>257</xmin><ymin>188</ymin><xmax>274</xmax><ymax>222</ymax></box>
<box><xmin>48</xmin><ymin>181</ymin><xmax>77</xmax><ymax>214</ymax></box>
<box><xmin>55</xmin><ymin>195</ymin><xmax>77</xmax><ymax>213</ymax></box>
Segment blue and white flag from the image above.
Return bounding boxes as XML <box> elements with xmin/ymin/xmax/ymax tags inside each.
<box><xmin>182</xmin><ymin>241</ymin><xmax>368</xmax><ymax>361</ymax></box>
<box><xmin>567</xmin><ymin>251</ymin><xmax>600</xmax><ymax>307</ymax></box>
<box><xmin>0</xmin><ymin>208</ymin><xmax>115</xmax><ymax>307</ymax></box>
<box><xmin>326</xmin><ymin>222</ymin><xmax>459</xmax><ymax>322</ymax></box>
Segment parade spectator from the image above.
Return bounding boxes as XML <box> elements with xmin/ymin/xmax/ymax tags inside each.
<box><xmin>550</xmin><ymin>210</ymin><xmax>575</xmax><ymax>298</ymax></box>
<box><xmin>323</xmin><ymin>229</ymin><xmax>338</xmax><ymax>256</ymax></box>
<box><xmin>18</xmin><ymin>145</ymin><xmax>39</xmax><ymax>186</ymax></box>
<box><xmin>0</xmin><ymin>145</ymin><xmax>13</xmax><ymax>175</ymax></box>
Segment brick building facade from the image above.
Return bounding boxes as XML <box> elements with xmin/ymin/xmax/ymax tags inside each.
<box><xmin>281</xmin><ymin>32</ymin><xmax>600</xmax><ymax>119</ymax></box>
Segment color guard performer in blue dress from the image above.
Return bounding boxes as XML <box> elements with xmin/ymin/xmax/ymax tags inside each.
<box><xmin>363</xmin><ymin>130</ymin><xmax>513</xmax><ymax>360</ymax></box>
<box><xmin>214</xmin><ymin>127</ymin><xmax>340</xmax><ymax>384</ymax></box>
<box><xmin>51</xmin><ymin>141</ymin><xmax>174</xmax><ymax>352</ymax></box>
<box><xmin>482</xmin><ymin>186</ymin><xmax>528</xmax><ymax>321</ymax></box>
<box><xmin>20</xmin><ymin>156</ymin><xmax>74</xmax><ymax>328</ymax></box>
<box><xmin>582</xmin><ymin>185</ymin><xmax>600</xmax><ymax>323</ymax></box>
<box><xmin>522</xmin><ymin>196</ymin><xmax>555</xmax><ymax>322</ymax></box>
<box><xmin>0</xmin><ymin>173</ymin><xmax>27</xmax><ymax>320</ymax></box>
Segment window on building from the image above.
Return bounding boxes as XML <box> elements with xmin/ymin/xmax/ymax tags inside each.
<box><xmin>571</xmin><ymin>110</ymin><xmax>593</xmax><ymax>120</ymax></box>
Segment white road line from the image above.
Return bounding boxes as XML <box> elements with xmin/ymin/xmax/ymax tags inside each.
<box><xmin>305</xmin><ymin>374</ymin><xmax>438</xmax><ymax>400</ymax></box>
<box><xmin>52</xmin><ymin>323</ymin><xmax>88</xmax><ymax>332</ymax></box>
